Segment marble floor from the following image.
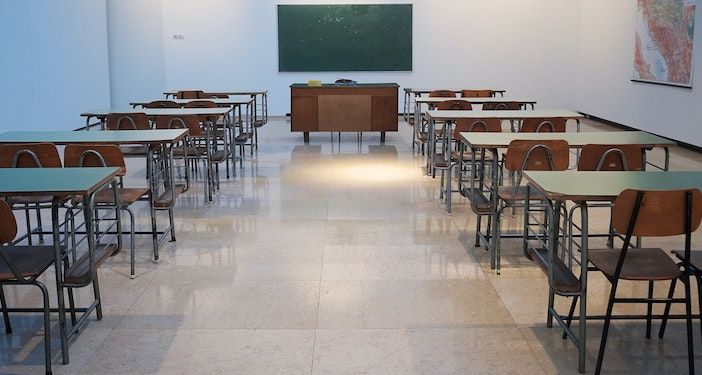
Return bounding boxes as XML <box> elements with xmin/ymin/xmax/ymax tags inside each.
<box><xmin>1</xmin><ymin>117</ymin><xmax>701</xmax><ymax>374</ymax></box>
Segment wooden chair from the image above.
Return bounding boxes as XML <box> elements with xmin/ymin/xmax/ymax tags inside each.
<box><xmin>493</xmin><ymin>140</ymin><xmax>570</xmax><ymax>273</ymax></box>
<box><xmin>105</xmin><ymin>113</ymin><xmax>150</xmax><ymax>130</ymax></box>
<box><xmin>146</xmin><ymin>100</ymin><xmax>180</xmax><ymax>108</ymax></box>
<box><xmin>0</xmin><ymin>199</ymin><xmax>56</xmax><ymax>375</ymax></box>
<box><xmin>482</xmin><ymin>101</ymin><xmax>522</xmax><ymax>110</ymax></box>
<box><xmin>64</xmin><ymin>144</ymin><xmax>149</xmax><ymax>278</ymax></box>
<box><xmin>105</xmin><ymin>113</ymin><xmax>151</xmax><ymax>157</ymax></box>
<box><xmin>0</xmin><ymin>143</ymin><xmax>62</xmax><ymax>246</ymax></box>
<box><xmin>413</xmin><ymin>90</ymin><xmax>457</xmax><ymax>154</ymax></box>
<box><xmin>588</xmin><ymin>189</ymin><xmax>700</xmax><ymax>375</ymax></box>
<box><xmin>436</xmin><ymin>99</ymin><xmax>472</xmax><ymax>111</ymax></box>
<box><xmin>155</xmin><ymin>115</ymin><xmax>224</xmax><ymax>200</ymax></box>
<box><xmin>176</xmin><ymin>90</ymin><xmax>206</xmax><ymax>99</ymax></box>
<box><xmin>461</xmin><ymin>89</ymin><xmax>493</xmax><ymax>98</ymax></box>
<box><xmin>182</xmin><ymin>100</ymin><xmax>240</xmax><ymax>172</ymax></box>
<box><xmin>576</xmin><ymin>144</ymin><xmax>644</xmax><ymax>171</ymax></box>
<box><xmin>519</xmin><ymin>117</ymin><xmax>566</xmax><ymax>132</ymax></box>
<box><xmin>567</xmin><ymin>144</ymin><xmax>646</xmax><ymax>250</ymax></box>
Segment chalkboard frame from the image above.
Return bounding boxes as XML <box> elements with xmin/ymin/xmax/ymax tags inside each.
<box><xmin>277</xmin><ymin>4</ymin><xmax>413</xmax><ymax>72</ymax></box>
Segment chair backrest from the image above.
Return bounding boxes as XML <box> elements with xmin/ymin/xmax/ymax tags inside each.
<box><xmin>0</xmin><ymin>143</ymin><xmax>62</xmax><ymax>168</ymax></box>
<box><xmin>183</xmin><ymin>100</ymin><xmax>217</xmax><ymax>108</ymax></box>
<box><xmin>0</xmin><ymin>199</ymin><xmax>17</xmax><ymax>245</ymax></box>
<box><xmin>176</xmin><ymin>90</ymin><xmax>206</xmax><ymax>99</ymax></box>
<box><xmin>64</xmin><ymin>144</ymin><xmax>127</xmax><ymax>176</ymax></box>
<box><xmin>503</xmin><ymin>139</ymin><xmax>570</xmax><ymax>172</ymax></box>
<box><xmin>454</xmin><ymin>118</ymin><xmax>502</xmax><ymax>137</ymax></box>
<box><xmin>428</xmin><ymin>90</ymin><xmax>456</xmax><ymax>98</ymax></box>
<box><xmin>577</xmin><ymin>144</ymin><xmax>644</xmax><ymax>171</ymax></box>
<box><xmin>520</xmin><ymin>117</ymin><xmax>566</xmax><ymax>133</ymax></box>
<box><xmin>461</xmin><ymin>89</ymin><xmax>493</xmax><ymax>98</ymax></box>
<box><xmin>612</xmin><ymin>189</ymin><xmax>702</xmax><ymax>238</ymax></box>
<box><xmin>154</xmin><ymin>115</ymin><xmax>204</xmax><ymax>136</ymax></box>
<box><xmin>146</xmin><ymin>100</ymin><xmax>180</xmax><ymax>108</ymax></box>
<box><xmin>436</xmin><ymin>100</ymin><xmax>472</xmax><ymax>111</ymax></box>
<box><xmin>105</xmin><ymin>113</ymin><xmax>150</xmax><ymax>130</ymax></box>
<box><xmin>482</xmin><ymin>101</ymin><xmax>521</xmax><ymax>110</ymax></box>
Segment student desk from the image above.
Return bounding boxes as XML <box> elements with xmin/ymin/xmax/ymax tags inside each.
<box><xmin>456</xmin><ymin>131</ymin><xmax>675</xmax><ymax>272</ymax></box>
<box><xmin>402</xmin><ymin>88</ymin><xmax>507</xmax><ymax>122</ymax></box>
<box><xmin>130</xmin><ymin>97</ymin><xmax>259</xmax><ymax>155</ymax></box>
<box><xmin>0</xmin><ymin>130</ymin><xmax>190</xmax><ymax>254</ymax></box>
<box><xmin>0</xmin><ymin>167</ymin><xmax>120</xmax><ymax>366</ymax></box>
<box><xmin>80</xmin><ymin>107</ymin><xmax>241</xmax><ymax>177</ymax></box>
<box><xmin>425</xmin><ymin>109</ymin><xmax>585</xmax><ymax>181</ymax></box>
<box><xmin>522</xmin><ymin>170</ymin><xmax>702</xmax><ymax>373</ymax></box>
<box><xmin>412</xmin><ymin>97</ymin><xmax>538</xmax><ymax>149</ymax></box>
<box><xmin>163</xmin><ymin>90</ymin><xmax>269</xmax><ymax>129</ymax></box>
<box><xmin>290</xmin><ymin>83</ymin><xmax>399</xmax><ymax>142</ymax></box>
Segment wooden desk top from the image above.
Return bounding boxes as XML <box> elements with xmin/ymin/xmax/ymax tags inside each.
<box><xmin>404</xmin><ymin>88</ymin><xmax>506</xmax><ymax>94</ymax></box>
<box><xmin>458</xmin><ymin>131</ymin><xmax>675</xmax><ymax>149</ymax></box>
<box><xmin>130</xmin><ymin>97</ymin><xmax>254</xmax><ymax>107</ymax></box>
<box><xmin>0</xmin><ymin>167</ymin><xmax>120</xmax><ymax>197</ymax></box>
<box><xmin>163</xmin><ymin>90</ymin><xmax>268</xmax><ymax>96</ymax></box>
<box><xmin>80</xmin><ymin>107</ymin><xmax>232</xmax><ymax>118</ymax></box>
<box><xmin>524</xmin><ymin>171</ymin><xmax>702</xmax><ymax>201</ymax></box>
<box><xmin>0</xmin><ymin>129</ymin><xmax>188</xmax><ymax>145</ymax></box>
<box><xmin>416</xmin><ymin>97</ymin><xmax>536</xmax><ymax>104</ymax></box>
<box><xmin>427</xmin><ymin>109</ymin><xmax>583</xmax><ymax>121</ymax></box>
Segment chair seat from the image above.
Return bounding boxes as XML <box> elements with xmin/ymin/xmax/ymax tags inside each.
<box><xmin>95</xmin><ymin>188</ymin><xmax>149</xmax><ymax>205</ymax></box>
<box><xmin>64</xmin><ymin>243</ymin><xmax>118</xmax><ymax>286</ymax></box>
<box><xmin>210</xmin><ymin>150</ymin><xmax>227</xmax><ymax>163</ymax></box>
<box><xmin>497</xmin><ymin>186</ymin><xmax>543</xmax><ymax>201</ymax></box>
<box><xmin>173</xmin><ymin>146</ymin><xmax>207</xmax><ymax>157</ymax></box>
<box><xmin>154</xmin><ymin>184</ymin><xmax>186</xmax><ymax>208</ymax></box>
<box><xmin>589</xmin><ymin>248</ymin><xmax>681</xmax><ymax>281</ymax></box>
<box><xmin>0</xmin><ymin>246</ymin><xmax>56</xmax><ymax>280</ymax></box>
<box><xmin>672</xmin><ymin>250</ymin><xmax>702</xmax><ymax>273</ymax></box>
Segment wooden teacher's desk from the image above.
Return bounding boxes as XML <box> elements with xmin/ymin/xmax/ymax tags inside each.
<box><xmin>290</xmin><ymin>83</ymin><xmax>399</xmax><ymax>142</ymax></box>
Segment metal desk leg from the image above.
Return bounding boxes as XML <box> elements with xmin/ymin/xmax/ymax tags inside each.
<box><xmin>51</xmin><ymin>198</ymin><xmax>69</xmax><ymax>364</ymax></box>
<box><xmin>428</xmin><ymin>117</ymin><xmax>435</xmax><ymax>176</ymax></box>
<box><xmin>578</xmin><ymin>203</ymin><xmax>588</xmax><ymax>373</ymax></box>
<box><xmin>445</xmin><ymin>121</ymin><xmax>453</xmax><ymax>213</ymax></box>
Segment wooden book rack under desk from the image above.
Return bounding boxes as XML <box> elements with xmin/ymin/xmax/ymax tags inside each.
<box><xmin>290</xmin><ymin>83</ymin><xmax>399</xmax><ymax>142</ymax></box>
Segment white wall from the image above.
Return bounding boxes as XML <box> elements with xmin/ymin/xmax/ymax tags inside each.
<box><xmin>577</xmin><ymin>0</ymin><xmax>702</xmax><ymax>146</ymax></box>
<box><xmin>0</xmin><ymin>0</ymin><xmax>111</xmax><ymax>131</ymax></box>
<box><xmin>155</xmin><ymin>0</ymin><xmax>581</xmax><ymax>114</ymax></box>
<box><xmin>107</xmin><ymin>0</ymin><xmax>166</xmax><ymax>107</ymax></box>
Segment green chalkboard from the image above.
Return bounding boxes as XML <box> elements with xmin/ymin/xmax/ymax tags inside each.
<box><xmin>277</xmin><ymin>4</ymin><xmax>412</xmax><ymax>72</ymax></box>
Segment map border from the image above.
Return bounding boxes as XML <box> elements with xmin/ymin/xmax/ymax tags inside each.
<box><xmin>631</xmin><ymin>0</ymin><xmax>696</xmax><ymax>89</ymax></box>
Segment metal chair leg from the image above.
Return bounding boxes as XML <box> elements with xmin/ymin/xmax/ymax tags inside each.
<box><xmin>0</xmin><ymin>286</ymin><xmax>11</xmax><ymax>334</ymax></box>
<box><xmin>646</xmin><ymin>281</ymin><xmax>654</xmax><ymax>339</ymax></box>
<box><xmin>168</xmin><ymin>208</ymin><xmax>176</xmax><ymax>242</ymax></box>
<box><xmin>562</xmin><ymin>296</ymin><xmax>579</xmax><ymax>339</ymax></box>
<box><xmin>659</xmin><ymin>278</ymin><xmax>677</xmax><ymax>338</ymax></box>
<box><xmin>474</xmin><ymin>215</ymin><xmax>482</xmax><ymax>247</ymax></box>
<box><xmin>683</xmin><ymin>276</ymin><xmax>696</xmax><ymax>375</ymax></box>
<box><xmin>595</xmin><ymin>279</ymin><xmax>620</xmax><ymax>375</ymax></box>
<box><xmin>92</xmin><ymin>272</ymin><xmax>103</xmax><ymax>320</ymax></box>
<box><xmin>35</xmin><ymin>282</ymin><xmax>52</xmax><ymax>375</ymax></box>
<box><xmin>35</xmin><ymin>203</ymin><xmax>44</xmax><ymax>243</ymax></box>
<box><xmin>124</xmin><ymin>206</ymin><xmax>136</xmax><ymax>279</ymax></box>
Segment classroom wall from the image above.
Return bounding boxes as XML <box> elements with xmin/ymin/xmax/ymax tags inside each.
<box><xmin>105</xmin><ymin>0</ymin><xmax>582</xmax><ymax>115</ymax></box>
<box><xmin>576</xmin><ymin>0</ymin><xmax>702</xmax><ymax>147</ymax></box>
<box><xmin>107</xmin><ymin>0</ymin><xmax>166</xmax><ymax>108</ymax></box>
<box><xmin>0</xmin><ymin>0</ymin><xmax>111</xmax><ymax>131</ymax></box>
